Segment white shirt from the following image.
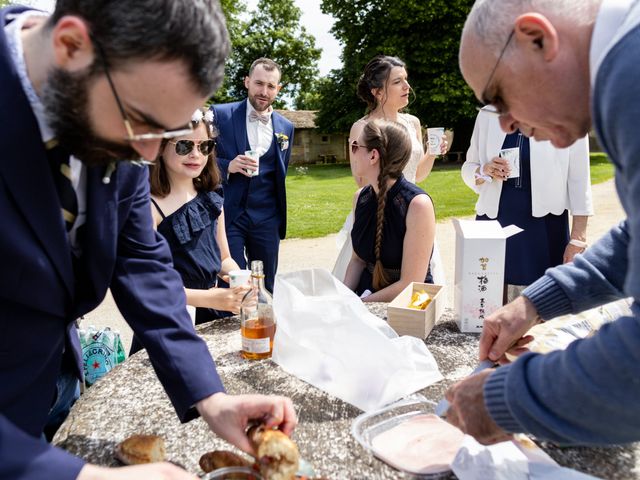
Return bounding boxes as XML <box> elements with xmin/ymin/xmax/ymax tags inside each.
<box><xmin>590</xmin><ymin>0</ymin><xmax>640</xmax><ymax>87</ymax></box>
<box><xmin>461</xmin><ymin>109</ymin><xmax>594</xmax><ymax>219</ymax></box>
<box><xmin>245</xmin><ymin>100</ymin><xmax>274</xmax><ymax>156</ymax></box>
<box><xmin>5</xmin><ymin>11</ymin><xmax>87</xmax><ymax>255</ymax></box>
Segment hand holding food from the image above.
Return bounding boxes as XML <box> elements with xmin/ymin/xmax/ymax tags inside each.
<box><xmin>248</xmin><ymin>424</ymin><xmax>299</xmax><ymax>480</ymax></box>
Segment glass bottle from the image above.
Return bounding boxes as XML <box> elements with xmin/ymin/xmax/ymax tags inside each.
<box><xmin>240</xmin><ymin>260</ymin><xmax>276</xmax><ymax>360</ymax></box>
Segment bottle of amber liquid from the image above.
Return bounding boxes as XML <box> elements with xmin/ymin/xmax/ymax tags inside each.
<box><xmin>240</xmin><ymin>260</ymin><xmax>276</xmax><ymax>360</ymax></box>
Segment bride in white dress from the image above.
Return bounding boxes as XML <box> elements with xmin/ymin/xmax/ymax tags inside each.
<box><xmin>333</xmin><ymin>55</ymin><xmax>447</xmax><ymax>285</ymax></box>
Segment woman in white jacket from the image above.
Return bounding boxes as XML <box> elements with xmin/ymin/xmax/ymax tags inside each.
<box><xmin>461</xmin><ymin>108</ymin><xmax>593</xmax><ymax>300</ymax></box>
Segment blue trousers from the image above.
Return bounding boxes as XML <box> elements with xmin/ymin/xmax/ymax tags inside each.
<box><xmin>43</xmin><ymin>369</ymin><xmax>80</xmax><ymax>441</ymax></box>
<box><xmin>226</xmin><ymin>212</ymin><xmax>280</xmax><ymax>292</ymax></box>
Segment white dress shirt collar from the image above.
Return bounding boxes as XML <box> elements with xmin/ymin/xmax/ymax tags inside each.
<box><xmin>4</xmin><ymin>10</ymin><xmax>54</xmax><ymax>143</ymax></box>
<box><xmin>590</xmin><ymin>0</ymin><xmax>639</xmax><ymax>87</ymax></box>
<box><xmin>245</xmin><ymin>99</ymin><xmax>274</xmax><ymax>156</ymax></box>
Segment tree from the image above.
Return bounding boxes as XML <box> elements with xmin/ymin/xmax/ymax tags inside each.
<box><xmin>318</xmin><ymin>0</ymin><xmax>477</xmax><ymax>152</ymax></box>
<box><xmin>294</xmin><ymin>76</ymin><xmax>331</xmax><ymax>110</ymax></box>
<box><xmin>216</xmin><ymin>0</ymin><xmax>321</xmax><ymax>108</ymax></box>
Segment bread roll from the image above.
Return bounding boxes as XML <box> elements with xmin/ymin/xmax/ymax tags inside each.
<box><xmin>199</xmin><ymin>450</ymin><xmax>253</xmax><ymax>473</ymax></box>
<box><xmin>115</xmin><ymin>434</ymin><xmax>166</xmax><ymax>465</ymax></box>
<box><xmin>248</xmin><ymin>425</ymin><xmax>299</xmax><ymax>480</ymax></box>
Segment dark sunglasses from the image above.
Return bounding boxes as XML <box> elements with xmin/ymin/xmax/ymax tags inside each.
<box><xmin>350</xmin><ymin>141</ymin><xmax>369</xmax><ymax>155</ymax></box>
<box><xmin>169</xmin><ymin>139</ymin><xmax>216</xmax><ymax>156</ymax></box>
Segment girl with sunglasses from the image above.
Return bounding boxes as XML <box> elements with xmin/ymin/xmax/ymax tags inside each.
<box><xmin>333</xmin><ymin>55</ymin><xmax>447</xmax><ymax>284</ymax></box>
<box><xmin>344</xmin><ymin>119</ymin><xmax>436</xmax><ymax>301</ymax></box>
<box><xmin>147</xmin><ymin>108</ymin><xmax>248</xmax><ymax>325</ymax></box>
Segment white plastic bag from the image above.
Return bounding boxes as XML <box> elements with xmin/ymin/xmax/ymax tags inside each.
<box><xmin>272</xmin><ymin>269</ymin><xmax>443</xmax><ymax>412</ymax></box>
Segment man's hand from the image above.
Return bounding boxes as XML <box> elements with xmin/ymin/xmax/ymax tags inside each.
<box><xmin>444</xmin><ymin>369</ymin><xmax>512</xmax><ymax>445</ymax></box>
<box><xmin>77</xmin><ymin>463</ymin><xmax>197</xmax><ymax>480</ymax></box>
<box><xmin>228</xmin><ymin>155</ymin><xmax>258</xmax><ymax>177</ymax></box>
<box><xmin>479</xmin><ymin>296</ymin><xmax>540</xmax><ymax>363</ymax></box>
<box><xmin>196</xmin><ymin>392</ymin><xmax>297</xmax><ymax>455</ymax></box>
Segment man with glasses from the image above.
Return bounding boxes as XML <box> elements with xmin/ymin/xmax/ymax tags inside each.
<box><xmin>0</xmin><ymin>2</ymin><xmax>296</xmax><ymax>479</ymax></box>
<box><xmin>444</xmin><ymin>0</ymin><xmax>640</xmax><ymax>447</ymax></box>
<box><xmin>212</xmin><ymin>58</ymin><xmax>294</xmax><ymax>293</ymax></box>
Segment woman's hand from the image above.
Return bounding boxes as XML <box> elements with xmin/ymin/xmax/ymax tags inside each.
<box><xmin>482</xmin><ymin>156</ymin><xmax>511</xmax><ymax>181</ymax></box>
<box><xmin>206</xmin><ymin>286</ymin><xmax>250</xmax><ymax>314</ymax></box>
<box><xmin>439</xmin><ymin>136</ymin><xmax>449</xmax><ymax>155</ymax></box>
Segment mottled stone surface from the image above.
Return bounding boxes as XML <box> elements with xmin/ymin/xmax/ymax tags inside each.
<box><xmin>53</xmin><ymin>306</ymin><xmax>640</xmax><ymax>479</ymax></box>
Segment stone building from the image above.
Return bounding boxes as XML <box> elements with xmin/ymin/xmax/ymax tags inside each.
<box><xmin>275</xmin><ymin>110</ymin><xmax>349</xmax><ymax>165</ymax></box>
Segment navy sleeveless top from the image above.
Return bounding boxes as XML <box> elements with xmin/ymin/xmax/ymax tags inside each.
<box><xmin>152</xmin><ymin>190</ymin><xmax>223</xmax><ymax>290</ymax></box>
<box><xmin>351</xmin><ymin>176</ymin><xmax>433</xmax><ymax>295</ymax></box>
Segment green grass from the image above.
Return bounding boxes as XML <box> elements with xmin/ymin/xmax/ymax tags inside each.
<box><xmin>286</xmin><ymin>153</ymin><xmax>615</xmax><ymax>239</ymax></box>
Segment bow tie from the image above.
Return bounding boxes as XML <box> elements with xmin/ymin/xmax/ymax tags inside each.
<box><xmin>249</xmin><ymin>111</ymin><xmax>271</xmax><ymax>125</ymax></box>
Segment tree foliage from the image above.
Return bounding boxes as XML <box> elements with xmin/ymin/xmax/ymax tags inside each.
<box><xmin>318</xmin><ymin>0</ymin><xmax>477</xmax><ymax>151</ymax></box>
<box><xmin>216</xmin><ymin>0</ymin><xmax>321</xmax><ymax>108</ymax></box>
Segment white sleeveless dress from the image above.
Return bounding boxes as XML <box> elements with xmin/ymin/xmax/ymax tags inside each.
<box><xmin>332</xmin><ymin>115</ymin><xmax>445</xmax><ymax>285</ymax></box>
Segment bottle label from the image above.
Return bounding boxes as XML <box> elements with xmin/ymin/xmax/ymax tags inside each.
<box><xmin>242</xmin><ymin>336</ymin><xmax>271</xmax><ymax>354</ymax></box>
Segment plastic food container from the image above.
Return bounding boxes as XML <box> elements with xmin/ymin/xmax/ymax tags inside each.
<box><xmin>351</xmin><ymin>395</ymin><xmax>454</xmax><ymax>479</ymax></box>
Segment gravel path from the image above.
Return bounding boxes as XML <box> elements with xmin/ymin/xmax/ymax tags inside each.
<box><xmin>81</xmin><ymin>179</ymin><xmax>625</xmax><ymax>351</ymax></box>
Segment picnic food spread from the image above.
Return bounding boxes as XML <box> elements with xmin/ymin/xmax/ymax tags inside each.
<box><xmin>116</xmin><ymin>427</ymin><xmax>312</xmax><ymax>479</ymax></box>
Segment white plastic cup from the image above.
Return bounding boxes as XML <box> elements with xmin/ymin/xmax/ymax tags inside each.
<box><xmin>244</xmin><ymin>149</ymin><xmax>260</xmax><ymax>177</ymax></box>
<box><xmin>229</xmin><ymin>269</ymin><xmax>251</xmax><ymax>287</ymax></box>
<box><xmin>427</xmin><ymin>127</ymin><xmax>445</xmax><ymax>155</ymax></box>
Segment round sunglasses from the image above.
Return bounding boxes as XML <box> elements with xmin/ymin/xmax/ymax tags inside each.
<box><xmin>168</xmin><ymin>139</ymin><xmax>216</xmax><ymax>156</ymax></box>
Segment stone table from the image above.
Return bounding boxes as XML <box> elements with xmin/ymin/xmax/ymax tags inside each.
<box><xmin>54</xmin><ymin>306</ymin><xmax>640</xmax><ymax>479</ymax></box>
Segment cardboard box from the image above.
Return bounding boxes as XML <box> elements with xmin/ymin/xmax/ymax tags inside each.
<box><xmin>453</xmin><ymin>219</ymin><xmax>522</xmax><ymax>333</ymax></box>
<box><xmin>387</xmin><ymin>283</ymin><xmax>444</xmax><ymax>339</ymax></box>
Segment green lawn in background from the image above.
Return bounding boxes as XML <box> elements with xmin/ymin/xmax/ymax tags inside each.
<box><xmin>285</xmin><ymin>153</ymin><xmax>615</xmax><ymax>239</ymax></box>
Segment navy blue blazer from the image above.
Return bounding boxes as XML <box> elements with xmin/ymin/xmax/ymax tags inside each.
<box><xmin>212</xmin><ymin>99</ymin><xmax>293</xmax><ymax>239</ymax></box>
<box><xmin>0</xmin><ymin>7</ymin><xmax>224</xmax><ymax>478</ymax></box>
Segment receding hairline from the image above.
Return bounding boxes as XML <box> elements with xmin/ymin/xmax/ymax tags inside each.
<box><xmin>248</xmin><ymin>58</ymin><xmax>282</xmax><ymax>79</ymax></box>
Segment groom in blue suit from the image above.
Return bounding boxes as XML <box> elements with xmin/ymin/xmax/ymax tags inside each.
<box><xmin>0</xmin><ymin>4</ymin><xmax>295</xmax><ymax>479</ymax></box>
<box><xmin>212</xmin><ymin>58</ymin><xmax>294</xmax><ymax>292</ymax></box>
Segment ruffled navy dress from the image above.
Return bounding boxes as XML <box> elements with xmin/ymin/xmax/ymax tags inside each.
<box><xmin>152</xmin><ymin>189</ymin><xmax>225</xmax><ymax>324</ymax></box>
<box><xmin>476</xmin><ymin>132</ymin><xmax>569</xmax><ymax>285</ymax></box>
<box><xmin>351</xmin><ymin>176</ymin><xmax>433</xmax><ymax>295</ymax></box>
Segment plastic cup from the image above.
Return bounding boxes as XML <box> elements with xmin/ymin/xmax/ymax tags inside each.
<box><xmin>245</xmin><ymin>149</ymin><xmax>260</xmax><ymax>177</ymax></box>
<box><xmin>427</xmin><ymin>127</ymin><xmax>445</xmax><ymax>155</ymax></box>
<box><xmin>229</xmin><ymin>269</ymin><xmax>252</xmax><ymax>287</ymax></box>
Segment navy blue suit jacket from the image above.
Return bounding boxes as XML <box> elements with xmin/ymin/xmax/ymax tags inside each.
<box><xmin>212</xmin><ymin>99</ymin><xmax>293</xmax><ymax>239</ymax></box>
<box><xmin>0</xmin><ymin>7</ymin><xmax>224</xmax><ymax>479</ymax></box>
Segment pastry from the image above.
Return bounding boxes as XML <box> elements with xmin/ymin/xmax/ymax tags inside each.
<box><xmin>199</xmin><ymin>450</ymin><xmax>253</xmax><ymax>472</ymax></box>
<box><xmin>115</xmin><ymin>434</ymin><xmax>166</xmax><ymax>465</ymax></box>
<box><xmin>248</xmin><ymin>425</ymin><xmax>299</xmax><ymax>480</ymax></box>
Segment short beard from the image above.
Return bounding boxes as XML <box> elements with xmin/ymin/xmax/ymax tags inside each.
<box><xmin>41</xmin><ymin>67</ymin><xmax>141</xmax><ymax>168</ymax></box>
<box><xmin>248</xmin><ymin>93</ymin><xmax>273</xmax><ymax>112</ymax></box>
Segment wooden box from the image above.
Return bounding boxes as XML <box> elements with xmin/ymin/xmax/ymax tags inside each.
<box><xmin>387</xmin><ymin>283</ymin><xmax>444</xmax><ymax>339</ymax></box>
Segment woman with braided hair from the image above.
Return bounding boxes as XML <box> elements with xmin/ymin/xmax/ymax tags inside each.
<box><xmin>332</xmin><ymin>54</ymin><xmax>446</xmax><ymax>284</ymax></box>
<box><xmin>343</xmin><ymin>119</ymin><xmax>436</xmax><ymax>301</ymax></box>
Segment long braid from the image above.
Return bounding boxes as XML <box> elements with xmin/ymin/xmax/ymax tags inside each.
<box><xmin>363</xmin><ymin>120</ymin><xmax>412</xmax><ymax>291</ymax></box>
<box><xmin>372</xmin><ymin>168</ymin><xmax>392</xmax><ymax>290</ymax></box>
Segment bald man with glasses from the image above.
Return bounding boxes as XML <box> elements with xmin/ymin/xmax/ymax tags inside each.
<box><xmin>446</xmin><ymin>0</ymin><xmax>640</xmax><ymax>448</ymax></box>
